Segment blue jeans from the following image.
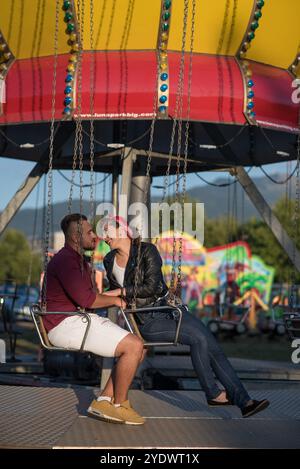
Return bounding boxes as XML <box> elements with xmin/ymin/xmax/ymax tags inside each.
<box><xmin>139</xmin><ymin>310</ymin><xmax>251</xmax><ymax>409</ymax></box>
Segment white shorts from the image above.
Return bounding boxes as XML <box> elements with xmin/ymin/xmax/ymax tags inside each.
<box><xmin>48</xmin><ymin>313</ymin><xmax>130</xmax><ymax>357</ymax></box>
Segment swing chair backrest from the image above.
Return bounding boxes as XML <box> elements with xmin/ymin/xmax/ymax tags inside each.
<box><xmin>39</xmin><ymin>314</ymin><xmax>51</xmax><ymax>347</ymax></box>
<box><xmin>120</xmin><ymin>304</ymin><xmax>185</xmax><ymax>347</ymax></box>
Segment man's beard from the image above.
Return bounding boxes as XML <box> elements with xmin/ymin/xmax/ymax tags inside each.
<box><xmin>83</xmin><ymin>243</ymin><xmax>95</xmax><ymax>251</ymax></box>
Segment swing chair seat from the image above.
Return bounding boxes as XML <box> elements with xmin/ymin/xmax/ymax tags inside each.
<box><xmin>120</xmin><ymin>304</ymin><xmax>185</xmax><ymax>347</ymax></box>
<box><xmin>30</xmin><ymin>304</ymin><xmax>91</xmax><ymax>352</ymax></box>
<box><xmin>283</xmin><ymin>311</ymin><xmax>300</xmax><ymax>339</ymax></box>
<box><xmin>31</xmin><ymin>303</ymin><xmax>184</xmax><ymax>352</ymax></box>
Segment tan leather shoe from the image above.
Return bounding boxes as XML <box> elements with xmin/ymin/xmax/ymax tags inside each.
<box><xmin>87</xmin><ymin>399</ymin><xmax>124</xmax><ymax>423</ymax></box>
<box><xmin>87</xmin><ymin>399</ymin><xmax>145</xmax><ymax>425</ymax></box>
<box><xmin>114</xmin><ymin>400</ymin><xmax>145</xmax><ymax>425</ymax></box>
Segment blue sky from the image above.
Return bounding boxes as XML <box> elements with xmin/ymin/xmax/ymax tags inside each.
<box><xmin>0</xmin><ymin>156</ymin><xmax>293</xmax><ymax>211</ymax></box>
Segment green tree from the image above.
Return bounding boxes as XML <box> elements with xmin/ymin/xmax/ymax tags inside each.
<box><xmin>238</xmin><ymin>197</ymin><xmax>300</xmax><ymax>283</ymax></box>
<box><xmin>204</xmin><ymin>216</ymin><xmax>238</xmax><ymax>248</ymax></box>
<box><xmin>0</xmin><ymin>229</ymin><xmax>42</xmax><ymax>284</ymax></box>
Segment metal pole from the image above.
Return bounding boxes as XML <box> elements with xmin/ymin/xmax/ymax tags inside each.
<box><xmin>111</xmin><ymin>156</ymin><xmax>119</xmax><ymax>211</ymax></box>
<box><xmin>0</xmin><ymin>160</ymin><xmax>46</xmax><ymax>236</ymax></box>
<box><xmin>128</xmin><ymin>155</ymin><xmax>151</xmax><ymax>241</ymax></box>
<box><xmin>119</xmin><ymin>147</ymin><xmax>135</xmax><ymax>219</ymax></box>
<box><xmin>234</xmin><ymin>166</ymin><xmax>300</xmax><ymax>272</ymax></box>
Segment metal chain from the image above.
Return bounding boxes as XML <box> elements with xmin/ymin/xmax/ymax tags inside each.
<box><xmin>188</xmin><ymin>122</ymin><xmax>247</xmax><ymax>149</ymax></box>
<box><xmin>159</xmin><ymin>0</ymin><xmax>190</xmax><ymax>210</ymax></box>
<box><xmin>68</xmin><ymin>128</ymin><xmax>78</xmax><ymax>213</ymax></box>
<box><xmin>260</xmin><ymin>164</ymin><xmax>298</xmax><ymax>185</ymax></box>
<box><xmin>88</xmin><ymin>0</ymin><xmax>97</xmax><ymax>276</ymax></box>
<box><xmin>79</xmin><ymin>124</ymin><xmax>151</xmax><ymax>148</ymax></box>
<box><xmin>68</xmin><ymin>0</ymin><xmax>83</xmax><ymax>214</ymax></box>
<box><xmin>132</xmin><ymin>1</ymin><xmax>189</xmax><ymax>306</ymax></box>
<box><xmin>225</xmin><ymin>173</ymin><xmax>231</xmax><ymax>268</ymax></box>
<box><xmin>290</xmin><ymin>108</ymin><xmax>300</xmax><ymax>309</ymax></box>
<box><xmin>41</xmin><ymin>0</ymin><xmax>59</xmax><ymax>309</ymax></box>
<box><xmin>77</xmin><ymin>0</ymin><xmax>85</xmax><ymax>216</ymax></box>
<box><xmin>89</xmin><ymin>0</ymin><xmax>95</xmax><ymax>221</ymax></box>
<box><xmin>75</xmin><ymin>0</ymin><xmax>85</xmax><ymax>266</ymax></box>
<box><xmin>131</xmin><ymin>0</ymin><xmax>167</xmax><ymax>308</ymax></box>
<box><xmin>59</xmin><ymin>170</ymin><xmax>110</xmax><ymax>187</ymax></box>
<box><xmin>151</xmin><ymin>12</ymin><xmax>186</xmax><ymax>219</ymax></box>
<box><xmin>222</xmin><ymin>0</ymin><xmax>238</xmax><ymax>276</ymax></box>
<box><xmin>0</xmin><ymin>119</ymin><xmax>63</xmax><ymax>149</ymax></box>
<box><xmin>41</xmin><ymin>175</ymin><xmax>46</xmax><ymax>249</ymax></box>
<box><xmin>170</xmin><ymin>0</ymin><xmax>189</xmax><ymax>294</ymax></box>
<box><xmin>175</xmin><ymin>0</ymin><xmax>196</xmax><ymax>298</ymax></box>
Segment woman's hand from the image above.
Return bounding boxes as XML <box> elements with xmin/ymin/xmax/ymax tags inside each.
<box><xmin>103</xmin><ymin>288</ymin><xmax>126</xmax><ymax>297</ymax></box>
<box><xmin>103</xmin><ymin>288</ymin><xmax>122</xmax><ymax>297</ymax></box>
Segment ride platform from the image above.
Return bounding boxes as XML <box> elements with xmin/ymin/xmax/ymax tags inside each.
<box><xmin>1</xmin><ymin>382</ymin><xmax>300</xmax><ymax>449</ymax></box>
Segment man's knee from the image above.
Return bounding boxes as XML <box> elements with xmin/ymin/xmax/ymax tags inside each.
<box><xmin>131</xmin><ymin>335</ymin><xmax>144</xmax><ymax>355</ymax></box>
<box><xmin>140</xmin><ymin>348</ymin><xmax>147</xmax><ymax>363</ymax></box>
<box><xmin>116</xmin><ymin>333</ymin><xmax>144</xmax><ymax>356</ymax></box>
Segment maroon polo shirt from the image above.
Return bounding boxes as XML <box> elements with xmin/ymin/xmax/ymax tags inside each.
<box><xmin>43</xmin><ymin>244</ymin><xmax>97</xmax><ymax>332</ymax></box>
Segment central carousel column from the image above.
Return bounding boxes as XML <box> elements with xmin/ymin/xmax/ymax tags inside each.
<box><xmin>128</xmin><ymin>154</ymin><xmax>152</xmax><ymax>242</ymax></box>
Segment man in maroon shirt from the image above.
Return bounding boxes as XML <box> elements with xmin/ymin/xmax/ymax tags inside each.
<box><xmin>44</xmin><ymin>213</ymin><xmax>145</xmax><ymax>425</ymax></box>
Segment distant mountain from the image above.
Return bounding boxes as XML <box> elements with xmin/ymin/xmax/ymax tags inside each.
<box><xmin>2</xmin><ymin>173</ymin><xmax>294</xmax><ymax>238</ymax></box>
<box><xmin>177</xmin><ymin>174</ymin><xmax>286</xmax><ymax>221</ymax></box>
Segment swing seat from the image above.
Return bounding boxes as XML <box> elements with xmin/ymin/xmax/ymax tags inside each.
<box><xmin>30</xmin><ymin>304</ymin><xmax>92</xmax><ymax>352</ymax></box>
<box><xmin>30</xmin><ymin>303</ymin><xmax>185</xmax><ymax>351</ymax></box>
<box><xmin>120</xmin><ymin>304</ymin><xmax>186</xmax><ymax>347</ymax></box>
<box><xmin>283</xmin><ymin>311</ymin><xmax>300</xmax><ymax>339</ymax></box>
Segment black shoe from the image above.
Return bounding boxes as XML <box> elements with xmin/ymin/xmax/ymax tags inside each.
<box><xmin>207</xmin><ymin>393</ymin><xmax>233</xmax><ymax>406</ymax></box>
<box><xmin>207</xmin><ymin>399</ymin><xmax>233</xmax><ymax>406</ymax></box>
<box><xmin>242</xmin><ymin>399</ymin><xmax>270</xmax><ymax>418</ymax></box>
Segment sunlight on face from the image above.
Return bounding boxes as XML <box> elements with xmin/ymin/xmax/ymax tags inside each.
<box><xmin>104</xmin><ymin>224</ymin><xmax>118</xmax><ymax>240</ymax></box>
<box><xmin>73</xmin><ymin>220</ymin><xmax>97</xmax><ymax>250</ymax></box>
<box><xmin>102</xmin><ymin>222</ymin><xmax>129</xmax><ymax>249</ymax></box>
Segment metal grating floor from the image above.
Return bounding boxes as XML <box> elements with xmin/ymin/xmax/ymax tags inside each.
<box><xmin>55</xmin><ymin>417</ymin><xmax>300</xmax><ymax>449</ymax></box>
<box><xmin>1</xmin><ymin>385</ymin><xmax>300</xmax><ymax>449</ymax></box>
<box><xmin>0</xmin><ymin>385</ymin><xmax>95</xmax><ymax>448</ymax></box>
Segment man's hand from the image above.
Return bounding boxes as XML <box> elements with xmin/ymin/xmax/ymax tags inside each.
<box><xmin>114</xmin><ymin>297</ymin><xmax>127</xmax><ymax>309</ymax></box>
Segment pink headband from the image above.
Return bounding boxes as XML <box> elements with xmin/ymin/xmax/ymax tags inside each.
<box><xmin>105</xmin><ymin>215</ymin><xmax>133</xmax><ymax>239</ymax></box>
